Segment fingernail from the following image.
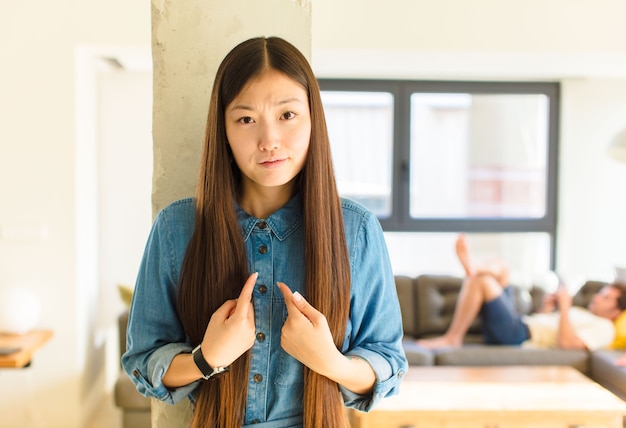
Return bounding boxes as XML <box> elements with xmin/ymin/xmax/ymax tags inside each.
<box><xmin>293</xmin><ymin>291</ymin><xmax>303</xmax><ymax>302</ymax></box>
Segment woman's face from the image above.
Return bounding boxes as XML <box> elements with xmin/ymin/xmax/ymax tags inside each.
<box><xmin>225</xmin><ymin>69</ymin><xmax>311</xmax><ymax>199</ymax></box>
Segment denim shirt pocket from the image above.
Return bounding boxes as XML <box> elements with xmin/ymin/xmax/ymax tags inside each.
<box><xmin>274</xmin><ymin>303</ymin><xmax>304</xmax><ymax>387</ymax></box>
<box><xmin>274</xmin><ymin>351</ymin><xmax>304</xmax><ymax>387</ymax></box>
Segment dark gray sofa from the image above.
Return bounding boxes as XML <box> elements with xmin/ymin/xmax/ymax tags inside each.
<box><xmin>397</xmin><ymin>274</ymin><xmax>626</xmax><ymax>400</ymax></box>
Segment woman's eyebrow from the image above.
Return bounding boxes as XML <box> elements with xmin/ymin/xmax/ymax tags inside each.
<box><xmin>276</xmin><ymin>97</ymin><xmax>306</xmax><ymax>105</ymax></box>
<box><xmin>228</xmin><ymin>97</ymin><xmax>306</xmax><ymax>112</ymax></box>
<box><xmin>228</xmin><ymin>104</ymin><xmax>254</xmax><ymax>112</ymax></box>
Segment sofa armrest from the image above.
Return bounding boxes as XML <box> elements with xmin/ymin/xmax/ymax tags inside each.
<box><xmin>590</xmin><ymin>350</ymin><xmax>626</xmax><ymax>400</ymax></box>
<box><xmin>395</xmin><ymin>276</ymin><xmax>418</xmax><ymax>337</ymax></box>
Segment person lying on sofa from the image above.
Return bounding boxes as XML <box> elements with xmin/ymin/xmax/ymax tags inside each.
<box><xmin>417</xmin><ymin>234</ymin><xmax>626</xmax><ymax>351</ymax></box>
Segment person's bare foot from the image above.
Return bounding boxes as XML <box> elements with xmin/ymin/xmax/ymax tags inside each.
<box><xmin>616</xmin><ymin>354</ymin><xmax>626</xmax><ymax>367</ymax></box>
<box><xmin>416</xmin><ymin>335</ymin><xmax>462</xmax><ymax>350</ymax></box>
<box><xmin>455</xmin><ymin>233</ymin><xmax>474</xmax><ymax>277</ymax></box>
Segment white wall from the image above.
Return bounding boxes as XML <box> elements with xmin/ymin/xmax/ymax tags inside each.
<box><xmin>558</xmin><ymin>79</ymin><xmax>626</xmax><ymax>279</ymax></box>
<box><xmin>312</xmin><ymin>0</ymin><xmax>626</xmax><ymax>79</ymax></box>
<box><xmin>0</xmin><ymin>2</ymin><xmax>149</xmax><ymax>427</ymax></box>
<box><xmin>313</xmin><ymin>0</ymin><xmax>626</xmax><ymax>53</ymax></box>
<box><xmin>96</xmin><ymin>66</ymin><xmax>153</xmax><ymax>390</ymax></box>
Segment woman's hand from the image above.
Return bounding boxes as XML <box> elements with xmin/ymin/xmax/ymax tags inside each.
<box><xmin>163</xmin><ymin>273</ymin><xmax>257</xmax><ymax>388</ymax></box>
<box><xmin>200</xmin><ymin>272</ymin><xmax>258</xmax><ymax>367</ymax></box>
<box><xmin>277</xmin><ymin>281</ymin><xmax>338</xmax><ymax>374</ymax></box>
<box><xmin>277</xmin><ymin>281</ymin><xmax>376</xmax><ymax>394</ymax></box>
<box><xmin>555</xmin><ymin>284</ymin><xmax>572</xmax><ymax>312</ymax></box>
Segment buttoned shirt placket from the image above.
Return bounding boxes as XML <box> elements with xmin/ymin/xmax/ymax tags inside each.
<box><xmin>246</xmin><ymin>219</ymin><xmax>273</xmax><ymax>423</ymax></box>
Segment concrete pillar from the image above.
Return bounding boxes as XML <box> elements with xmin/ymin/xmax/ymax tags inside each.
<box><xmin>150</xmin><ymin>1</ymin><xmax>311</xmax><ymax>422</ymax></box>
<box><xmin>151</xmin><ymin>0</ymin><xmax>312</xmax><ymax>217</ymax></box>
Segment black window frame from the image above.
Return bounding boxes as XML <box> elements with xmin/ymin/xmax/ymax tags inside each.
<box><xmin>319</xmin><ymin>79</ymin><xmax>560</xmax><ymax>267</ymax></box>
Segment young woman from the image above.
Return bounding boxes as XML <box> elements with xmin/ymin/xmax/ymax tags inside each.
<box><xmin>122</xmin><ymin>36</ymin><xmax>407</xmax><ymax>428</ymax></box>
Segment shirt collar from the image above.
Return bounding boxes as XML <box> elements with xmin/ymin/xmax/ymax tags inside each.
<box><xmin>237</xmin><ymin>194</ymin><xmax>303</xmax><ymax>242</ymax></box>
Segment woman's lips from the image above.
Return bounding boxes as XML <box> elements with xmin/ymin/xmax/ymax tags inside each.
<box><xmin>259</xmin><ymin>159</ymin><xmax>286</xmax><ymax>168</ymax></box>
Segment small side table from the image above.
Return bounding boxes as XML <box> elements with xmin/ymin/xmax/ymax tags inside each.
<box><xmin>0</xmin><ymin>330</ymin><xmax>53</xmax><ymax>368</ymax></box>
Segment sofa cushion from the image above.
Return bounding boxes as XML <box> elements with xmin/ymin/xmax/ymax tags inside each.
<box><xmin>590</xmin><ymin>350</ymin><xmax>626</xmax><ymax>400</ymax></box>
<box><xmin>572</xmin><ymin>280</ymin><xmax>606</xmax><ymax>307</ymax></box>
<box><xmin>402</xmin><ymin>340</ymin><xmax>435</xmax><ymax>366</ymax></box>
<box><xmin>414</xmin><ymin>275</ymin><xmax>478</xmax><ymax>337</ymax></box>
<box><xmin>435</xmin><ymin>346</ymin><xmax>590</xmax><ymax>374</ymax></box>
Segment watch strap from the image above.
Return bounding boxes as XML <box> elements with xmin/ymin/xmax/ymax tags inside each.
<box><xmin>192</xmin><ymin>344</ymin><xmax>229</xmax><ymax>380</ymax></box>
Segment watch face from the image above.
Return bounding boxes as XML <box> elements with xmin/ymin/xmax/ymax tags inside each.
<box><xmin>209</xmin><ymin>366</ymin><xmax>230</xmax><ymax>379</ymax></box>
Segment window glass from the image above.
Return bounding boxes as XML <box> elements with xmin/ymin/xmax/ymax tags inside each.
<box><xmin>410</xmin><ymin>93</ymin><xmax>549</xmax><ymax>218</ymax></box>
<box><xmin>384</xmin><ymin>231</ymin><xmax>552</xmax><ymax>284</ymax></box>
<box><xmin>321</xmin><ymin>91</ymin><xmax>394</xmax><ymax>217</ymax></box>
<box><xmin>318</xmin><ymin>79</ymin><xmax>559</xmax><ymax>269</ymax></box>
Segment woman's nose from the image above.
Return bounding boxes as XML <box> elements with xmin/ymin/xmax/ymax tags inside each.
<box><xmin>258</xmin><ymin>123</ymin><xmax>280</xmax><ymax>151</ymax></box>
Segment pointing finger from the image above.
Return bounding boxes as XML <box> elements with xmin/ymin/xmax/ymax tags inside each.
<box><xmin>277</xmin><ymin>282</ymin><xmax>297</xmax><ymax>315</ymax></box>
<box><xmin>277</xmin><ymin>281</ymin><xmax>316</xmax><ymax>321</ymax></box>
<box><xmin>234</xmin><ymin>272</ymin><xmax>258</xmax><ymax>316</ymax></box>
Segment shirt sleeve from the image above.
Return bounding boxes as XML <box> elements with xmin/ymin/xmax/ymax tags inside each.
<box><xmin>573</xmin><ymin>308</ymin><xmax>616</xmax><ymax>351</ymax></box>
<box><xmin>340</xmin><ymin>206</ymin><xmax>408</xmax><ymax>411</ymax></box>
<box><xmin>121</xmin><ymin>205</ymin><xmax>200</xmax><ymax>405</ymax></box>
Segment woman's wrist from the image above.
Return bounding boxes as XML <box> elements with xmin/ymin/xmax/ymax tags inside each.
<box><xmin>162</xmin><ymin>352</ymin><xmax>204</xmax><ymax>388</ymax></box>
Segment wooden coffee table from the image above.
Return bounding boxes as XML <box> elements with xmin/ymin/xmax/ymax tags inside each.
<box><xmin>349</xmin><ymin>366</ymin><xmax>626</xmax><ymax>428</ymax></box>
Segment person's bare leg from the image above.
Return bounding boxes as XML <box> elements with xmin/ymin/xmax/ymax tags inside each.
<box><xmin>455</xmin><ymin>233</ymin><xmax>474</xmax><ymax>277</ymax></box>
<box><xmin>416</xmin><ymin>274</ymin><xmax>504</xmax><ymax>349</ymax></box>
<box><xmin>479</xmin><ymin>259</ymin><xmax>510</xmax><ymax>287</ymax></box>
<box><xmin>458</xmin><ymin>233</ymin><xmax>510</xmax><ymax>287</ymax></box>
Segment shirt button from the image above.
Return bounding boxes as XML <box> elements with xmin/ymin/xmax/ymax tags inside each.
<box><xmin>132</xmin><ymin>370</ymin><xmax>141</xmax><ymax>378</ymax></box>
<box><xmin>258</xmin><ymin>284</ymin><xmax>268</xmax><ymax>294</ymax></box>
<box><xmin>251</xmin><ymin>420</ymin><xmax>260</xmax><ymax>424</ymax></box>
<box><xmin>258</xmin><ymin>245</ymin><xmax>268</xmax><ymax>254</ymax></box>
<box><xmin>253</xmin><ymin>373</ymin><xmax>263</xmax><ymax>383</ymax></box>
<box><xmin>256</xmin><ymin>332</ymin><xmax>266</xmax><ymax>342</ymax></box>
<box><xmin>257</xmin><ymin>221</ymin><xmax>267</xmax><ymax>229</ymax></box>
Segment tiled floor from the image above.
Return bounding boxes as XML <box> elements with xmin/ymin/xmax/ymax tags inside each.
<box><xmin>87</xmin><ymin>393</ymin><xmax>122</xmax><ymax>428</ymax></box>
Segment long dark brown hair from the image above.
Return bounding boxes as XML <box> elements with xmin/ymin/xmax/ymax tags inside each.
<box><xmin>613</xmin><ymin>282</ymin><xmax>626</xmax><ymax>313</ymax></box>
<box><xmin>177</xmin><ymin>37</ymin><xmax>351</xmax><ymax>427</ymax></box>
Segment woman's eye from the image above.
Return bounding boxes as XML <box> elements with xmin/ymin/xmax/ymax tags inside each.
<box><xmin>281</xmin><ymin>111</ymin><xmax>296</xmax><ymax>120</ymax></box>
<box><xmin>238</xmin><ymin>116</ymin><xmax>254</xmax><ymax>124</ymax></box>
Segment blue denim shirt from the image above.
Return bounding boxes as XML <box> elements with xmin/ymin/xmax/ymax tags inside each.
<box><xmin>122</xmin><ymin>196</ymin><xmax>407</xmax><ymax>427</ymax></box>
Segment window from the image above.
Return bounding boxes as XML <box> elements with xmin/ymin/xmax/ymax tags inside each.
<box><xmin>321</xmin><ymin>90</ymin><xmax>394</xmax><ymax>217</ymax></box>
<box><xmin>319</xmin><ymin>80</ymin><xmax>559</xmax><ymax>272</ymax></box>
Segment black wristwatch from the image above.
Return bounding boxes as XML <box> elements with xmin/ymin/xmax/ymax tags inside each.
<box><xmin>192</xmin><ymin>345</ymin><xmax>230</xmax><ymax>380</ymax></box>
